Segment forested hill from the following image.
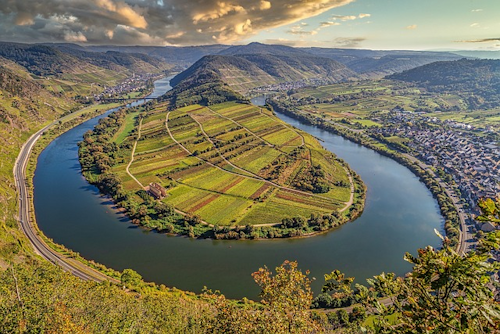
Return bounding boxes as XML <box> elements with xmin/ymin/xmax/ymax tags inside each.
<box><xmin>159</xmin><ymin>56</ymin><xmax>247</xmax><ymax>109</ymax></box>
<box><xmin>0</xmin><ymin>42</ymin><xmax>170</xmax><ymax>77</ymax></box>
<box><xmin>169</xmin><ymin>50</ymin><xmax>356</xmax><ymax>95</ymax></box>
<box><xmin>388</xmin><ymin>58</ymin><xmax>500</xmax><ymax>109</ymax></box>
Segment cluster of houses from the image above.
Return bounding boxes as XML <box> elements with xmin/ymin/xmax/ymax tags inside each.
<box><xmin>375</xmin><ymin>110</ymin><xmax>500</xmax><ymax>211</ymax></box>
<box><xmin>94</xmin><ymin>73</ymin><xmax>159</xmax><ymax>101</ymax></box>
<box><xmin>250</xmin><ymin>78</ymin><xmax>332</xmax><ymax>94</ymax></box>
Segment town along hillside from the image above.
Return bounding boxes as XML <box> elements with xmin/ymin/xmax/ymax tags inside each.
<box><xmin>79</xmin><ymin>101</ymin><xmax>365</xmax><ymax>239</ymax></box>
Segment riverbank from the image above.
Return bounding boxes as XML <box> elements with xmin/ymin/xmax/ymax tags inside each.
<box><xmin>33</xmin><ymin>80</ymin><xmax>442</xmax><ymax>299</ymax></box>
<box><xmin>269</xmin><ymin>100</ymin><xmax>461</xmax><ymax>249</ymax></box>
<box><xmin>20</xmin><ymin>82</ymin><xmax>162</xmax><ymax>281</ymax></box>
<box><xmin>18</xmin><ymin>102</ymin><xmax>126</xmax><ymax>281</ymax></box>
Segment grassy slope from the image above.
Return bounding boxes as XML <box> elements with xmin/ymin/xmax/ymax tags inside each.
<box><xmin>0</xmin><ymin>63</ymin><xmax>78</xmax><ymax>268</ymax></box>
<box><xmin>0</xmin><ymin>53</ymin><xmax>226</xmax><ymax>332</ymax></box>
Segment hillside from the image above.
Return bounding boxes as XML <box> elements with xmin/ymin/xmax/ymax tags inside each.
<box><xmin>47</xmin><ymin>42</ymin><xmax>465</xmax><ymax>79</ymax></box>
<box><xmin>0</xmin><ymin>43</ymin><xmax>170</xmax><ymax>271</ymax></box>
<box><xmin>169</xmin><ymin>49</ymin><xmax>356</xmax><ymax>96</ymax></box>
<box><xmin>388</xmin><ymin>58</ymin><xmax>500</xmax><ymax>109</ymax></box>
<box><xmin>303</xmin><ymin>47</ymin><xmax>462</xmax><ymax>77</ymax></box>
<box><xmin>61</xmin><ymin>44</ymin><xmax>231</xmax><ymax>67</ymax></box>
<box><xmin>0</xmin><ymin>42</ymin><xmax>170</xmax><ymax>78</ymax></box>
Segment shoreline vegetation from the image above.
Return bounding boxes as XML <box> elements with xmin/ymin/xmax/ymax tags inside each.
<box><xmin>268</xmin><ymin>100</ymin><xmax>461</xmax><ymax>248</ymax></box>
<box><xmin>78</xmin><ymin>101</ymin><xmax>366</xmax><ymax>240</ymax></box>
<box><xmin>23</xmin><ymin>84</ymin><xmax>158</xmax><ymax>280</ymax></box>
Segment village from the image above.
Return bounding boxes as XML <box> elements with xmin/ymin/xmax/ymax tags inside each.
<box><xmin>93</xmin><ymin>72</ymin><xmax>161</xmax><ymax>101</ymax></box>
<box><xmin>372</xmin><ymin>109</ymin><xmax>500</xmax><ymax>229</ymax></box>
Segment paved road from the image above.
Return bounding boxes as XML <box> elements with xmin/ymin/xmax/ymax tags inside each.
<box><xmin>14</xmin><ymin>113</ymin><xmax>118</xmax><ymax>283</ymax></box>
<box><xmin>402</xmin><ymin>153</ymin><xmax>475</xmax><ymax>255</ymax></box>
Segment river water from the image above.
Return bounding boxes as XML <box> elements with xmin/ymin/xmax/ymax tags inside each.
<box><xmin>33</xmin><ymin>78</ymin><xmax>443</xmax><ymax>299</ymax></box>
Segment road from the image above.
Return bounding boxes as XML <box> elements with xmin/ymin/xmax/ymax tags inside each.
<box><xmin>14</xmin><ymin>111</ymin><xmax>119</xmax><ymax>283</ymax></box>
<box><xmin>402</xmin><ymin>153</ymin><xmax>475</xmax><ymax>255</ymax></box>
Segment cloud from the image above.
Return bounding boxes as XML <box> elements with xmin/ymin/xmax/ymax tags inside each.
<box><xmin>0</xmin><ymin>0</ymin><xmax>355</xmax><ymax>45</ymax></box>
<box><xmin>332</xmin><ymin>37</ymin><xmax>365</xmax><ymax>48</ymax></box>
<box><xmin>320</xmin><ymin>21</ymin><xmax>341</xmax><ymax>27</ymax></box>
<box><xmin>405</xmin><ymin>24</ymin><xmax>417</xmax><ymax>30</ymax></box>
<box><xmin>332</xmin><ymin>15</ymin><xmax>357</xmax><ymax>21</ymax></box>
<box><xmin>287</xmin><ymin>24</ymin><xmax>318</xmax><ymax>35</ymax></box>
<box><xmin>470</xmin><ymin>23</ymin><xmax>480</xmax><ymax>28</ymax></box>
<box><xmin>456</xmin><ymin>37</ymin><xmax>500</xmax><ymax>43</ymax></box>
<box><xmin>471</xmin><ymin>9</ymin><xmax>483</xmax><ymax>12</ymax></box>
<box><xmin>259</xmin><ymin>0</ymin><xmax>271</xmax><ymax>10</ymax></box>
<box><xmin>287</xmin><ymin>29</ymin><xmax>318</xmax><ymax>36</ymax></box>
<box><xmin>329</xmin><ymin>13</ymin><xmax>369</xmax><ymax>22</ymax></box>
<box><xmin>64</xmin><ymin>30</ymin><xmax>87</xmax><ymax>42</ymax></box>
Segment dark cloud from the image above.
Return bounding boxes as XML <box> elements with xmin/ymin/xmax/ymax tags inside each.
<box><xmin>0</xmin><ymin>0</ymin><xmax>355</xmax><ymax>45</ymax></box>
<box><xmin>458</xmin><ymin>38</ymin><xmax>500</xmax><ymax>43</ymax></box>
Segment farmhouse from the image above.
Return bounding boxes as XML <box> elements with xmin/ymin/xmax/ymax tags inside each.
<box><xmin>149</xmin><ymin>182</ymin><xmax>167</xmax><ymax>199</ymax></box>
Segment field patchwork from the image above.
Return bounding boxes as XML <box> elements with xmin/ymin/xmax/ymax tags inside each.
<box><xmin>113</xmin><ymin>102</ymin><xmax>353</xmax><ymax>226</ymax></box>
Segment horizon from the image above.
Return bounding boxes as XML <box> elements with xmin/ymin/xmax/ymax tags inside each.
<box><xmin>2</xmin><ymin>40</ymin><xmax>500</xmax><ymax>53</ymax></box>
<box><xmin>0</xmin><ymin>0</ymin><xmax>499</xmax><ymax>51</ymax></box>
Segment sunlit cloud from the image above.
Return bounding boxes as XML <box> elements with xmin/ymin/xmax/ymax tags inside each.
<box><xmin>0</xmin><ymin>0</ymin><xmax>356</xmax><ymax>45</ymax></box>
<box><xmin>332</xmin><ymin>15</ymin><xmax>357</xmax><ymax>21</ymax></box>
<box><xmin>320</xmin><ymin>21</ymin><xmax>341</xmax><ymax>28</ymax></box>
<box><xmin>332</xmin><ymin>37</ymin><xmax>365</xmax><ymax>48</ymax></box>
<box><xmin>406</xmin><ymin>24</ymin><xmax>417</xmax><ymax>30</ymax></box>
<box><xmin>287</xmin><ymin>24</ymin><xmax>318</xmax><ymax>35</ymax></box>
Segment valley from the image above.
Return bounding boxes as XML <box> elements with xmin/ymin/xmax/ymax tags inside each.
<box><xmin>1</xmin><ymin>35</ymin><xmax>500</xmax><ymax>332</ymax></box>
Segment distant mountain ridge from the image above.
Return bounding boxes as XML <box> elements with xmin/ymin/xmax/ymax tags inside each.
<box><xmin>0</xmin><ymin>42</ymin><xmax>170</xmax><ymax>77</ymax></box>
<box><xmin>171</xmin><ymin>44</ymin><xmax>356</xmax><ymax>94</ymax></box>
<box><xmin>41</xmin><ymin>42</ymin><xmax>468</xmax><ymax>78</ymax></box>
<box><xmin>302</xmin><ymin>47</ymin><xmax>463</xmax><ymax>77</ymax></box>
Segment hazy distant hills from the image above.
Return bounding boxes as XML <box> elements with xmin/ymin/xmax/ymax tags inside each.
<box><xmin>389</xmin><ymin>58</ymin><xmax>500</xmax><ymax>109</ymax></box>
<box><xmin>45</xmin><ymin>42</ymin><xmax>469</xmax><ymax>79</ymax></box>
<box><xmin>302</xmin><ymin>48</ymin><xmax>463</xmax><ymax>77</ymax></box>
<box><xmin>453</xmin><ymin>50</ymin><xmax>500</xmax><ymax>60</ymax></box>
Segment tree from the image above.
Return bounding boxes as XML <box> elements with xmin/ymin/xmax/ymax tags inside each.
<box><xmin>120</xmin><ymin>269</ymin><xmax>143</xmax><ymax>288</ymax></box>
<box><xmin>204</xmin><ymin>261</ymin><xmax>322</xmax><ymax>333</ymax></box>
<box><xmin>358</xmin><ymin>230</ymin><xmax>500</xmax><ymax>333</ymax></box>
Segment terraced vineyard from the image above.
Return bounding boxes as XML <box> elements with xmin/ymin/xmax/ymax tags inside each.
<box><xmin>112</xmin><ymin>102</ymin><xmax>354</xmax><ymax>226</ymax></box>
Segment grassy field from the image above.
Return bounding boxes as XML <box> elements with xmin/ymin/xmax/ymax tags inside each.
<box><xmin>112</xmin><ymin>102</ymin><xmax>352</xmax><ymax>226</ymax></box>
<box><xmin>293</xmin><ymin>80</ymin><xmax>466</xmax><ymax>127</ymax></box>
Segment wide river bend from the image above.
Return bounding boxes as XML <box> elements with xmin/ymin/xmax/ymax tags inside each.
<box><xmin>34</xmin><ymin>78</ymin><xmax>443</xmax><ymax>299</ymax></box>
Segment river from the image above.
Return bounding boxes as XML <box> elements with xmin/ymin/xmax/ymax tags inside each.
<box><xmin>33</xmin><ymin>78</ymin><xmax>443</xmax><ymax>299</ymax></box>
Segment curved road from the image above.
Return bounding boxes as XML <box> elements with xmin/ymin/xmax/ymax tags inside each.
<box><xmin>14</xmin><ymin>114</ymin><xmax>118</xmax><ymax>283</ymax></box>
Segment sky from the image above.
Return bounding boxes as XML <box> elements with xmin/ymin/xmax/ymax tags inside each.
<box><xmin>0</xmin><ymin>0</ymin><xmax>499</xmax><ymax>50</ymax></box>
